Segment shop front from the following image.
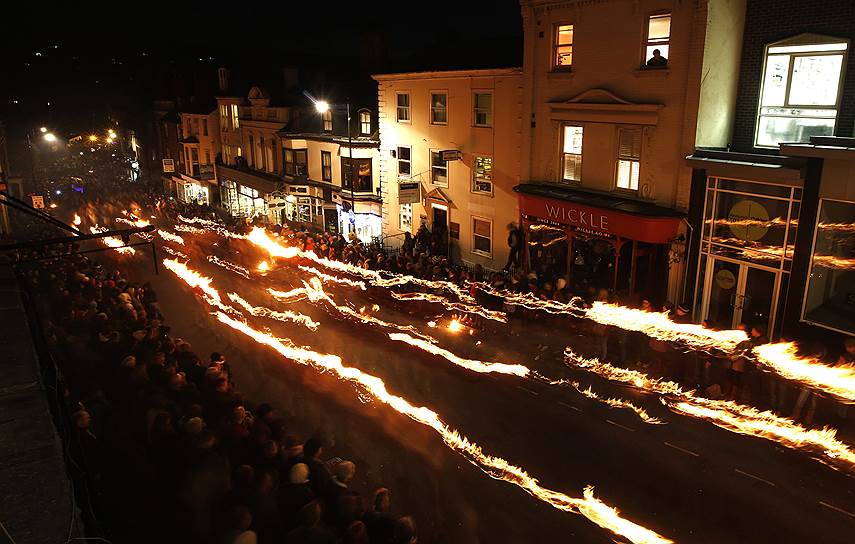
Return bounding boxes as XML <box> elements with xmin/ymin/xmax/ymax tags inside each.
<box><xmin>515</xmin><ymin>183</ymin><xmax>682</xmax><ymax>299</ymax></box>
<box><xmin>176</xmin><ymin>174</ymin><xmax>212</xmax><ymax>205</ymax></box>
<box><xmin>338</xmin><ymin>200</ymin><xmax>382</xmax><ymax>243</ymax></box>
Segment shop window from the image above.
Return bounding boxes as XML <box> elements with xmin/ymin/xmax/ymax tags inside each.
<box><xmin>802</xmin><ymin>199</ymin><xmax>855</xmax><ymax>334</ymax></box>
<box><xmin>431</xmin><ymin>92</ymin><xmax>448</xmax><ymax>125</ymax></box>
<box><xmin>342</xmin><ymin>157</ymin><xmax>373</xmax><ymax>192</ymax></box>
<box><xmin>561</xmin><ymin>125</ymin><xmax>583</xmax><ymax>183</ymax></box>
<box><xmin>360</xmin><ymin>111</ymin><xmax>371</xmax><ymax>135</ymax></box>
<box><xmin>322</xmin><ymin>110</ymin><xmax>332</xmax><ymax>132</ymax></box>
<box><xmin>400</xmin><ymin>203</ymin><xmax>413</xmax><ymax>231</ymax></box>
<box><xmin>321</xmin><ymin>151</ymin><xmax>332</xmax><ymax>182</ymax></box>
<box><xmin>756</xmin><ymin>36</ymin><xmax>848</xmax><ymax>148</ymax></box>
<box><xmin>430</xmin><ymin>150</ymin><xmax>448</xmax><ymax>187</ymax></box>
<box><xmin>219</xmin><ymin>105</ymin><xmax>228</xmax><ymax>132</ymax></box>
<box><xmin>396</xmin><ymin>93</ymin><xmax>410</xmax><ymax>122</ymax></box>
<box><xmin>644</xmin><ymin>13</ymin><xmax>671</xmax><ymax>68</ymax></box>
<box><xmin>553</xmin><ymin>24</ymin><xmax>573</xmax><ymax>70</ymax></box>
<box><xmin>472</xmin><ymin>156</ymin><xmax>493</xmax><ymax>194</ymax></box>
<box><xmin>231</xmin><ymin>104</ymin><xmax>240</xmax><ymax>129</ymax></box>
<box><xmin>397</xmin><ymin>146</ymin><xmax>411</xmax><ymax>177</ymax></box>
<box><xmin>615</xmin><ymin>127</ymin><xmax>641</xmax><ymax>191</ymax></box>
<box><xmin>473</xmin><ymin>217</ymin><xmax>492</xmax><ymax>256</ymax></box>
<box><xmin>473</xmin><ymin>93</ymin><xmax>493</xmax><ymax>127</ymax></box>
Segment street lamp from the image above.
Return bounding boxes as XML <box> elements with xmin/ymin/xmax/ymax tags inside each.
<box><xmin>40</xmin><ymin>126</ymin><xmax>48</xmax><ymax>133</ymax></box>
<box><xmin>43</xmin><ymin>132</ymin><xmax>57</xmax><ymax>143</ymax></box>
<box><xmin>313</xmin><ymin>97</ymin><xmax>355</xmax><ymax>238</ymax></box>
<box><xmin>89</xmin><ymin>135</ymin><xmax>98</xmax><ymax>142</ymax></box>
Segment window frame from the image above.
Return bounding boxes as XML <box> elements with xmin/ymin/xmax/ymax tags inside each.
<box><xmin>396</xmin><ymin>92</ymin><xmax>411</xmax><ymax>123</ymax></box>
<box><xmin>642</xmin><ymin>12</ymin><xmax>672</xmax><ymax>69</ymax></box>
<box><xmin>430</xmin><ymin>149</ymin><xmax>449</xmax><ymax>187</ymax></box>
<box><xmin>231</xmin><ymin>104</ymin><xmax>240</xmax><ymax>130</ymax></box>
<box><xmin>321</xmin><ymin>150</ymin><xmax>332</xmax><ymax>182</ymax></box>
<box><xmin>614</xmin><ymin>126</ymin><xmax>642</xmax><ymax>193</ymax></box>
<box><xmin>473</xmin><ymin>92</ymin><xmax>493</xmax><ymax>127</ymax></box>
<box><xmin>430</xmin><ymin>91</ymin><xmax>448</xmax><ymax>125</ymax></box>
<box><xmin>560</xmin><ymin>124</ymin><xmax>584</xmax><ymax>184</ymax></box>
<box><xmin>322</xmin><ymin>110</ymin><xmax>333</xmax><ymax>132</ymax></box>
<box><xmin>472</xmin><ymin>216</ymin><xmax>493</xmax><ymax>257</ymax></box>
<box><xmin>341</xmin><ymin>157</ymin><xmax>373</xmax><ymax>193</ymax></box>
<box><xmin>399</xmin><ymin>203</ymin><xmax>413</xmax><ymax>231</ymax></box>
<box><xmin>472</xmin><ymin>155</ymin><xmax>493</xmax><ymax>195</ymax></box>
<box><xmin>552</xmin><ymin>23</ymin><xmax>574</xmax><ymax>71</ymax></box>
<box><xmin>754</xmin><ymin>36</ymin><xmax>849</xmax><ymax>148</ymax></box>
<box><xmin>359</xmin><ymin>110</ymin><xmax>371</xmax><ymax>135</ymax></box>
<box><xmin>397</xmin><ymin>146</ymin><xmax>412</xmax><ymax>178</ymax></box>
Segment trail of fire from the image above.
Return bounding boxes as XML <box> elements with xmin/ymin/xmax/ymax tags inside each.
<box><xmin>90</xmin><ymin>226</ymin><xmax>136</xmax><ymax>255</ymax></box>
<box><xmin>208</xmin><ymin>255</ymin><xmax>251</xmax><ymax>279</ymax></box>
<box><xmin>161</xmin><ymin>258</ymin><xmax>242</xmax><ymax>316</ymax></box>
<box><xmin>298</xmin><ymin>266</ymin><xmax>367</xmax><ymax>289</ymax></box>
<box><xmin>162</xmin><ymin>258</ymin><xmax>674</xmax><ymax>543</ymax></box>
<box><xmin>390</xmin><ymin>292</ymin><xmax>508</xmax><ymax>323</ymax></box>
<box><xmin>158</xmin><ymin>230</ymin><xmax>186</xmax><ymax>245</ymax></box>
<box><xmin>227</xmin><ymin>292</ymin><xmax>319</xmax><ymax>330</ymax></box>
<box><xmin>174</xmin><ymin>224</ymin><xmax>207</xmax><ymax>235</ymax></box>
<box><xmin>72</xmin><ymin>214</ymin><xmax>82</xmax><ymax>226</ymax></box>
<box><xmin>267</xmin><ymin>286</ymin><xmax>310</xmax><ymax>302</ymax></box>
<box><xmin>387</xmin><ymin>333</ymin><xmax>529</xmax><ymax>376</ymax></box>
<box><xmin>178</xmin><ymin>215</ymin><xmax>248</xmax><ymax>238</ymax></box>
<box><xmin>554</xmin><ymin>380</ymin><xmax>663</xmax><ymax>424</ymax></box>
<box><xmin>754</xmin><ymin>342</ymin><xmax>855</xmax><ymax>403</ymax></box>
<box><xmin>212</xmin><ymin>310</ymin><xmax>673</xmax><ymax>544</ymax></box>
<box><xmin>564</xmin><ymin>349</ymin><xmax>855</xmax><ymax>471</ymax></box>
<box><xmin>161</xmin><ymin>246</ymin><xmax>190</xmax><ymax>259</ymax></box>
<box><xmin>812</xmin><ymin>254</ymin><xmax>855</xmax><ymax>270</ymax></box>
<box><xmin>115</xmin><ymin>216</ymin><xmax>150</xmax><ymax>228</ymax></box>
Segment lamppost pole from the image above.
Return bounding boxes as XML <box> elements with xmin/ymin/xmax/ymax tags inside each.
<box><xmin>346</xmin><ymin>99</ymin><xmax>356</xmax><ymax>238</ymax></box>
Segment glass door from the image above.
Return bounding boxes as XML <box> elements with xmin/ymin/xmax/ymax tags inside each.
<box><xmin>739</xmin><ymin>265</ymin><xmax>777</xmax><ymax>333</ymax></box>
<box><xmin>702</xmin><ymin>257</ymin><xmax>779</xmax><ymax>331</ymax></box>
<box><xmin>705</xmin><ymin>258</ymin><xmax>741</xmax><ymax>329</ymax></box>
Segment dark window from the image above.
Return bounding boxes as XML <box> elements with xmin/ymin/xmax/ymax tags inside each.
<box><xmin>321</xmin><ymin>150</ymin><xmax>332</xmax><ymax>182</ymax></box>
<box><xmin>341</xmin><ymin>157</ymin><xmax>373</xmax><ymax>192</ymax></box>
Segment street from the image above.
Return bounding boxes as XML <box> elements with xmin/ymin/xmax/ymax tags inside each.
<box><xmin>103</xmin><ymin>218</ymin><xmax>855</xmax><ymax>544</ymax></box>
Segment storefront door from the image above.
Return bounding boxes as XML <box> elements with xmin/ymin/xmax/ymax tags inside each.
<box><xmin>702</xmin><ymin>256</ymin><xmax>778</xmax><ymax>331</ymax></box>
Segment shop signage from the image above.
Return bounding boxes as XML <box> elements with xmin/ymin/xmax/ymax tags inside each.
<box><xmin>542</xmin><ymin>202</ymin><xmax>610</xmax><ymax>231</ymax></box>
<box><xmin>162</xmin><ymin>158</ymin><xmax>175</xmax><ymax>173</ymax></box>
<box><xmin>441</xmin><ymin>150</ymin><xmax>461</xmax><ymax>161</ymax></box>
<box><xmin>31</xmin><ymin>195</ymin><xmax>45</xmax><ymax>209</ymax></box>
<box><xmin>399</xmin><ymin>182</ymin><xmax>420</xmax><ymax>204</ymax></box>
<box><xmin>728</xmin><ymin>200</ymin><xmax>769</xmax><ymax>241</ymax></box>
<box><xmin>715</xmin><ymin>269</ymin><xmax>736</xmax><ymax>290</ymax></box>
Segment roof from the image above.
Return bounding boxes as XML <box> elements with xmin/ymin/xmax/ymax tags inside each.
<box><xmin>372</xmin><ymin>67</ymin><xmax>522</xmax><ymax>81</ymax></box>
<box><xmin>514</xmin><ymin>183</ymin><xmax>684</xmax><ymax>218</ymax></box>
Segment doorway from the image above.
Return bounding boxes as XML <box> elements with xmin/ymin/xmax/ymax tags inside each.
<box><xmin>701</xmin><ymin>256</ymin><xmax>778</xmax><ymax>331</ymax></box>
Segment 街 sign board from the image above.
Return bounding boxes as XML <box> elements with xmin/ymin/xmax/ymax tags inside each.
<box><xmin>31</xmin><ymin>195</ymin><xmax>45</xmax><ymax>209</ymax></box>
<box><xmin>162</xmin><ymin>158</ymin><xmax>175</xmax><ymax>173</ymax></box>
<box><xmin>441</xmin><ymin>150</ymin><xmax>461</xmax><ymax>162</ymax></box>
<box><xmin>399</xmin><ymin>182</ymin><xmax>421</xmax><ymax>204</ymax></box>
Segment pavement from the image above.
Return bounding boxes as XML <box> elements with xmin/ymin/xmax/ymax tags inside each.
<box><xmin>0</xmin><ymin>267</ymin><xmax>80</xmax><ymax>544</ymax></box>
<box><xmin>100</xmin><ymin>228</ymin><xmax>855</xmax><ymax>543</ymax></box>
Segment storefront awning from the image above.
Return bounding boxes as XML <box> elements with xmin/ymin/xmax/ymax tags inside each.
<box><xmin>515</xmin><ymin>183</ymin><xmax>683</xmax><ymax>244</ymax></box>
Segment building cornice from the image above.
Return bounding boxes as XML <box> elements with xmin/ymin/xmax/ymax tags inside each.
<box><xmin>372</xmin><ymin>67</ymin><xmax>522</xmax><ymax>82</ymax></box>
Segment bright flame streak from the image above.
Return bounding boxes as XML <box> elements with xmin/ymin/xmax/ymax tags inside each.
<box><xmin>754</xmin><ymin>342</ymin><xmax>855</xmax><ymax>403</ymax></box>
<box><xmin>177</xmin><ymin>215</ymin><xmax>222</xmax><ymax>229</ymax></box>
<box><xmin>812</xmin><ymin>254</ymin><xmax>855</xmax><ymax>270</ymax></box>
<box><xmin>72</xmin><ymin>214</ymin><xmax>82</xmax><ymax>226</ymax></box>
<box><xmin>390</xmin><ymin>292</ymin><xmax>507</xmax><ymax>323</ymax></box>
<box><xmin>299</xmin><ymin>266</ymin><xmax>367</xmax><ymax>290</ymax></box>
<box><xmin>90</xmin><ymin>226</ymin><xmax>135</xmax><ymax>255</ymax></box>
<box><xmin>157</xmin><ymin>229</ymin><xmax>185</xmax><ymax>245</ymax></box>
<box><xmin>161</xmin><ymin>246</ymin><xmax>189</xmax><ymax>259</ymax></box>
<box><xmin>448</xmin><ymin>318</ymin><xmax>464</xmax><ymax>333</ymax></box>
<box><xmin>174</xmin><ymin>224</ymin><xmax>206</xmax><ymax>234</ymax></box>
<box><xmin>257</xmin><ymin>261</ymin><xmax>271</xmax><ymax>272</ymax></box>
<box><xmin>208</xmin><ymin>255</ymin><xmax>251</xmax><ymax>279</ymax></box>
<box><xmin>115</xmin><ymin>216</ymin><xmax>150</xmax><ymax>228</ymax></box>
<box><xmin>162</xmin><ymin>258</ymin><xmax>221</xmax><ymax>304</ymax></box>
<box><xmin>388</xmin><ymin>333</ymin><xmax>530</xmax><ymax>377</ymax></box>
<box><xmin>564</xmin><ymin>349</ymin><xmax>855</xmax><ymax>471</ymax></box>
<box><xmin>212</xmin><ymin>311</ymin><xmax>672</xmax><ymax>544</ymax></box>
<box><xmin>179</xmin><ymin>215</ymin><xmax>248</xmax><ymax>239</ymax></box>
<box><xmin>559</xmin><ymin>381</ymin><xmax>663</xmax><ymax>425</ymax></box>
<box><xmin>227</xmin><ymin>293</ymin><xmax>318</xmax><ymax>330</ymax></box>
<box><xmin>267</xmin><ymin>286</ymin><xmax>310</xmax><ymax>302</ymax></box>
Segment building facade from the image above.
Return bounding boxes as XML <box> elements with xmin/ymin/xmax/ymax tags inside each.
<box><xmin>685</xmin><ymin>0</ymin><xmax>855</xmax><ymax>339</ymax></box>
<box><xmin>174</xmin><ymin>105</ymin><xmax>220</xmax><ymax>205</ymax></box>
<box><xmin>373</xmin><ymin>68</ymin><xmax>523</xmax><ymax>271</ymax></box>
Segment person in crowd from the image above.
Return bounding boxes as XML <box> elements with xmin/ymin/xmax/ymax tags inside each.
<box><xmin>647</xmin><ymin>48</ymin><xmax>668</xmax><ymax>67</ymax></box>
<box><xmin>504</xmin><ymin>223</ymin><xmax>522</xmax><ymax>271</ymax></box>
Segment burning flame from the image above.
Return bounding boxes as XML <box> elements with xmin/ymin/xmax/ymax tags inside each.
<box><xmin>90</xmin><ymin>226</ymin><xmax>135</xmax><ymax>255</ymax></box>
<box><xmin>448</xmin><ymin>318</ymin><xmax>464</xmax><ymax>333</ymax></box>
<box><xmin>754</xmin><ymin>342</ymin><xmax>855</xmax><ymax>403</ymax></box>
<box><xmin>390</xmin><ymin>292</ymin><xmax>507</xmax><ymax>323</ymax></box>
<box><xmin>299</xmin><ymin>265</ymin><xmax>367</xmax><ymax>290</ymax></box>
<box><xmin>157</xmin><ymin>229</ymin><xmax>185</xmax><ymax>245</ymax></box>
<box><xmin>388</xmin><ymin>333</ymin><xmax>529</xmax><ymax>376</ymax></box>
<box><xmin>72</xmin><ymin>214</ymin><xmax>82</xmax><ymax>226</ymax></box>
<box><xmin>812</xmin><ymin>254</ymin><xmax>855</xmax><ymax>270</ymax></box>
<box><xmin>115</xmin><ymin>216</ymin><xmax>150</xmax><ymax>228</ymax></box>
<box><xmin>207</xmin><ymin>255</ymin><xmax>251</xmax><ymax>279</ymax></box>
<box><xmin>557</xmin><ymin>381</ymin><xmax>663</xmax><ymax>424</ymax></box>
<box><xmin>257</xmin><ymin>260</ymin><xmax>271</xmax><ymax>272</ymax></box>
<box><xmin>161</xmin><ymin>246</ymin><xmax>189</xmax><ymax>259</ymax></box>
<box><xmin>227</xmin><ymin>292</ymin><xmax>319</xmax><ymax>330</ymax></box>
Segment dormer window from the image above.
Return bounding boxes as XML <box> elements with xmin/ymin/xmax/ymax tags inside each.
<box><xmin>322</xmin><ymin>110</ymin><xmax>332</xmax><ymax>132</ymax></box>
<box><xmin>755</xmin><ymin>35</ymin><xmax>848</xmax><ymax>148</ymax></box>
<box><xmin>359</xmin><ymin>111</ymin><xmax>371</xmax><ymax>135</ymax></box>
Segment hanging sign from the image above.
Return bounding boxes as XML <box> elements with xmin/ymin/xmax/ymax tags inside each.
<box><xmin>399</xmin><ymin>182</ymin><xmax>421</xmax><ymax>204</ymax></box>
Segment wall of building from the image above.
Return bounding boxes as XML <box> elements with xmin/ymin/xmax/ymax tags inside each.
<box><xmin>731</xmin><ymin>0</ymin><xmax>855</xmax><ymax>152</ymax></box>
<box><xmin>375</xmin><ymin>70</ymin><xmax>523</xmax><ymax>270</ymax></box>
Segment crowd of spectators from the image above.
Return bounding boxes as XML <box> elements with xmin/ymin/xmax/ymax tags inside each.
<box><xmin>23</xmin><ymin>249</ymin><xmax>418</xmax><ymax>544</ymax></box>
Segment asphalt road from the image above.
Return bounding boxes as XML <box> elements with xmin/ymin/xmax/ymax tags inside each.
<box><xmin>105</xmin><ymin>225</ymin><xmax>855</xmax><ymax>544</ymax></box>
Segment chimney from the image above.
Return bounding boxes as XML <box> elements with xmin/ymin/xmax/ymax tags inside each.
<box><xmin>283</xmin><ymin>67</ymin><xmax>299</xmax><ymax>90</ymax></box>
<box><xmin>218</xmin><ymin>67</ymin><xmax>230</xmax><ymax>92</ymax></box>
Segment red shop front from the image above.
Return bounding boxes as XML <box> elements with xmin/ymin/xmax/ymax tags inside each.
<box><xmin>515</xmin><ymin>184</ymin><xmax>683</xmax><ymax>298</ymax></box>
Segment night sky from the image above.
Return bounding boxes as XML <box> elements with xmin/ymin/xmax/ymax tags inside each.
<box><xmin>1</xmin><ymin>1</ymin><xmax>523</xmax><ymax>133</ymax></box>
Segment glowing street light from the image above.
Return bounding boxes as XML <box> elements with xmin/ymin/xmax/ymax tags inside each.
<box><xmin>40</xmin><ymin>126</ymin><xmax>48</xmax><ymax>133</ymax></box>
<box><xmin>89</xmin><ymin>135</ymin><xmax>98</xmax><ymax>142</ymax></box>
<box><xmin>314</xmin><ymin>100</ymin><xmax>330</xmax><ymax>114</ymax></box>
<box><xmin>43</xmin><ymin>132</ymin><xmax>57</xmax><ymax>143</ymax></box>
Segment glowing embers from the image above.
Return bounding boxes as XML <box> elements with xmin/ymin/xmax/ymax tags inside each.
<box><xmin>564</xmin><ymin>349</ymin><xmax>855</xmax><ymax>472</ymax></box>
<box><xmin>90</xmin><ymin>225</ymin><xmax>135</xmax><ymax>255</ymax></box>
<box><xmin>754</xmin><ymin>342</ymin><xmax>855</xmax><ymax>403</ymax></box>
<box><xmin>208</xmin><ymin>255</ymin><xmax>251</xmax><ymax>279</ymax></box>
<box><xmin>556</xmin><ymin>380</ymin><xmax>664</xmax><ymax>424</ymax></box>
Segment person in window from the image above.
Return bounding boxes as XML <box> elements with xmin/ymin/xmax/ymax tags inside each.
<box><xmin>647</xmin><ymin>49</ymin><xmax>668</xmax><ymax>68</ymax></box>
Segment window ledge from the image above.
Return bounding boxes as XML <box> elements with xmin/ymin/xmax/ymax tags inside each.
<box><xmin>634</xmin><ymin>68</ymin><xmax>670</xmax><ymax>78</ymax></box>
<box><xmin>547</xmin><ymin>70</ymin><xmax>575</xmax><ymax>80</ymax></box>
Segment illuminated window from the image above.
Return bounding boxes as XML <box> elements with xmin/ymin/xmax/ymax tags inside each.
<box><xmin>397</xmin><ymin>146</ymin><xmax>411</xmax><ymax>177</ymax></box>
<box><xmin>359</xmin><ymin>111</ymin><xmax>371</xmax><ymax>135</ymax></box>
<box><xmin>755</xmin><ymin>36</ymin><xmax>848</xmax><ymax>147</ymax></box>
<box><xmin>322</xmin><ymin>110</ymin><xmax>332</xmax><ymax>132</ymax></box>
<box><xmin>396</xmin><ymin>93</ymin><xmax>410</xmax><ymax>122</ymax></box>
<box><xmin>431</xmin><ymin>93</ymin><xmax>447</xmax><ymax>125</ymax></box>
<box><xmin>561</xmin><ymin>125</ymin><xmax>583</xmax><ymax>183</ymax></box>
<box><xmin>430</xmin><ymin>150</ymin><xmax>448</xmax><ymax>186</ymax></box>
<box><xmin>231</xmin><ymin>104</ymin><xmax>240</xmax><ymax>129</ymax></box>
<box><xmin>219</xmin><ymin>105</ymin><xmax>228</xmax><ymax>131</ymax></box>
<box><xmin>321</xmin><ymin>150</ymin><xmax>332</xmax><ymax>181</ymax></box>
<box><xmin>400</xmin><ymin>203</ymin><xmax>412</xmax><ymax>231</ymax></box>
<box><xmin>644</xmin><ymin>13</ymin><xmax>671</xmax><ymax>68</ymax></box>
<box><xmin>472</xmin><ymin>217</ymin><xmax>492</xmax><ymax>256</ymax></box>
<box><xmin>472</xmin><ymin>156</ymin><xmax>493</xmax><ymax>194</ymax></box>
<box><xmin>553</xmin><ymin>24</ymin><xmax>573</xmax><ymax>70</ymax></box>
<box><xmin>341</xmin><ymin>157</ymin><xmax>373</xmax><ymax>192</ymax></box>
<box><xmin>616</xmin><ymin>127</ymin><xmax>641</xmax><ymax>191</ymax></box>
<box><xmin>473</xmin><ymin>93</ymin><xmax>492</xmax><ymax>127</ymax></box>
<box><xmin>284</xmin><ymin>149</ymin><xmax>307</xmax><ymax>176</ymax></box>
